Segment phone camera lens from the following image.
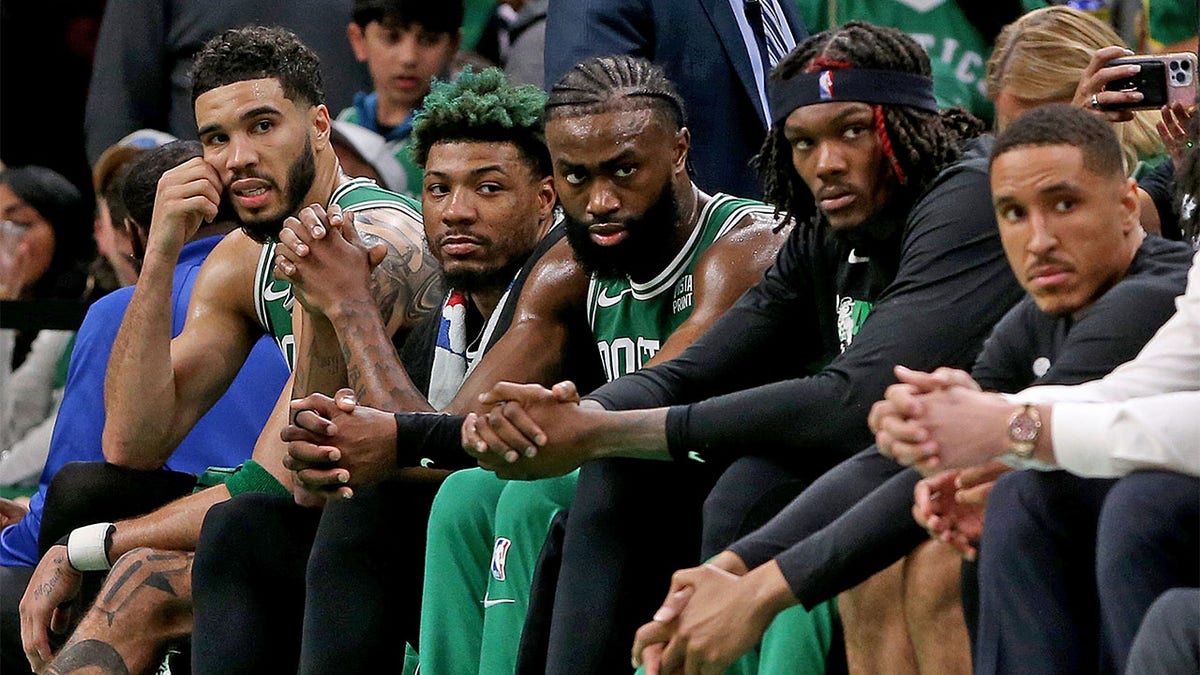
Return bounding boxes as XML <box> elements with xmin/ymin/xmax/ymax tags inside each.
<box><xmin>1176</xmin><ymin>71</ymin><xmax>1187</xmax><ymax>83</ymax></box>
<box><xmin>1182</xmin><ymin>60</ymin><xmax>1192</xmax><ymax>72</ymax></box>
<box><xmin>1171</xmin><ymin>61</ymin><xmax>1180</xmax><ymax>71</ymax></box>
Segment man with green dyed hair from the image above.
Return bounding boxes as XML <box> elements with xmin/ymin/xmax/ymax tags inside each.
<box><xmin>189</xmin><ymin>67</ymin><xmax>604</xmax><ymax>673</ymax></box>
<box><xmin>280</xmin><ymin>55</ymin><xmax>802</xmax><ymax>674</ymax></box>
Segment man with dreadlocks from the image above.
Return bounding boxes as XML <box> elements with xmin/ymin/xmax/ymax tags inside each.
<box><xmin>261</xmin><ymin>54</ymin><xmax>790</xmax><ymax>674</ymax></box>
<box><xmin>466</xmin><ymin>22</ymin><xmax>1024</xmax><ymax>673</ymax></box>
<box><xmin>187</xmin><ymin>68</ymin><xmax>606</xmax><ymax>673</ymax></box>
<box><xmin>191</xmin><ymin>56</ymin><xmax>787</xmax><ymax>673</ymax></box>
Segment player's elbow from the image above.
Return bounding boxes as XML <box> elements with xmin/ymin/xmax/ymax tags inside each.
<box><xmin>101</xmin><ymin>427</ymin><xmax>169</xmax><ymax>471</ymax></box>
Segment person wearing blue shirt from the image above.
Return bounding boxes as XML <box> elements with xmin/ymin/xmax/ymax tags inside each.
<box><xmin>0</xmin><ymin>141</ymin><xmax>288</xmax><ymax>675</ymax></box>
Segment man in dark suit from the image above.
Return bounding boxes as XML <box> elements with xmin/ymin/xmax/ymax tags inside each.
<box><xmin>544</xmin><ymin>0</ymin><xmax>808</xmax><ymax>199</ymax></box>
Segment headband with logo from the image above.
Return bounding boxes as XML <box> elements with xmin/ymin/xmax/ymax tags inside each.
<box><xmin>768</xmin><ymin>69</ymin><xmax>939</xmax><ymax>126</ymax></box>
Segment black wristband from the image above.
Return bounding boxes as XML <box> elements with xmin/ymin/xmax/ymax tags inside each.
<box><xmin>393</xmin><ymin>412</ymin><xmax>474</xmax><ymax>471</ymax></box>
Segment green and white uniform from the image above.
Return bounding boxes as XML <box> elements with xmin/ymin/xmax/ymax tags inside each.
<box><xmin>418</xmin><ymin>193</ymin><xmax>780</xmax><ymax>674</ymax></box>
<box><xmin>797</xmin><ymin>0</ymin><xmax>1046</xmax><ymax>123</ymax></box>
<box><xmin>251</xmin><ymin>177</ymin><xmax>422</xmax><ymax>369</ymax></box>
<box><xmin>336</xmin><ymin>105</ymin><xmax>424</xmax><ymax>199</ymax></box>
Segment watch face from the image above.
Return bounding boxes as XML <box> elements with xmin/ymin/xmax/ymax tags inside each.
<box><xmin>1010</xmin><ymin>414</ymin><xmax>1039</xmax><ymax>443</ymax></box>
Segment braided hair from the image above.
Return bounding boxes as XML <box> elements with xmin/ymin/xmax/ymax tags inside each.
<box><xmin>756</xmin><ymin>22</ymin><xmax>985</xmax><ymax>226</ymax></box>
<box><xmin>545</xmin><ymin>55</ymin><xmax>686</xmax><ymax>131</ymax></box>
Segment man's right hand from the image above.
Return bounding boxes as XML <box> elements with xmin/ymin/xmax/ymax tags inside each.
<box><xmin>462</xmin><ymin>381</ymin><xmax>581</xmax><ymax>464</ymax></box>
<box><xmin>912</xmin><ymin>460</ymin><xmax>1008</xmax><ymax>560</ymax></box>
<box><xmin>146</xmin><ymin>157</ymin><xmax>221</xmax><ymax>256</ymax></box>
<box><xmin>19</xmin><ymin>544</ymin><xmax>83</xmax><ymax>671</ymax></box>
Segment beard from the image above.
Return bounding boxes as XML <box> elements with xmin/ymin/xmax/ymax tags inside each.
<box><xmin>563</xmin><ymin>181</ymin><xmax>681</xmax><ymax>280</ymax></box>
<box><xmin>230</xmin><ymin>136</ymin><xmax>317</xmax><ymax>244</ymax></box>
<box><xmin>441</xmin><ymin>257</ymin><xmax>525</xmax><ymax>296</ymax></box>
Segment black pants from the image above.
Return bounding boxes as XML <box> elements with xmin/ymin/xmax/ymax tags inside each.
<box><xmin>0</xmin><ymin>462</ymin><xmax>195</xmax><ymax>675</ymax></box>
<box><xmin>191</xmin><ymin>492</ymin><xmax>321</xmax><ymax>675</ymax></box>
<box><xmin>1095</xmin><ymin>472</ymin><xmax>1199</xmax><ymax>671</ymax></box>
<box><xmin>976</xmin><ymin>470</ymin><xmax>1117</xmax><ymax>675</ymax></box>
<box><xmin>543</xmin><ymin>458</ymin><xmax>715</xmax><ymax>675</ymax></box>
<box><xmin>190</xmin><ymin>480</ymin><xmax>439</xmax><ymax>674</ymax></box>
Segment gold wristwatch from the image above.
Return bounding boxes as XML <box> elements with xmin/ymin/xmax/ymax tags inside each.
<box><xmin>1006</xmin><ymin>403</ymin><xmax>1041</xmax><ymax>459</ymax></box>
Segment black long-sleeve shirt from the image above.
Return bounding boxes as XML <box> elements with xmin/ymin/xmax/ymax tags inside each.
<box><xmin>728</xmin><ymin>234</ymin><xmax>1195</xmax><ymax>607</ymax></box>
<box><xmin>590</xmin><ymin>136</ymin><xmax>1025</xmax><ymax>473</ymax></box>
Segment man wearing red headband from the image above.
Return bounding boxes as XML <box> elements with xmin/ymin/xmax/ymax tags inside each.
<box><xmin>467</xmin><ymin>22</ymin><xmax>1024</xmax><ymax>673</ymax></box>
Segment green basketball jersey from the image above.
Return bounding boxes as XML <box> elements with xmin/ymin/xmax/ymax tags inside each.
<box><xmin>252</xmin><ymin>177</ymin><xmax>422</xmax><ymax>370</ymax></box>
<box><xmin>586</xmin><ymin>193</ymin><xmax>776</xmax><ymax>382</ymax></box>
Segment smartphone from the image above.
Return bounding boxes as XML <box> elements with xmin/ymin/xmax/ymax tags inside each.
<box><xmin>1101</xmin><ymin>52</ymin><xmax>1197</xmax><ymax>110</ymax></box>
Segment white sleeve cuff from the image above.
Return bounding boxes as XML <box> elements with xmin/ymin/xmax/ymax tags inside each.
<box><xmin>1050</xmin><ymin>403</ymin><xmax>1121</xmax><ymax>478</ymax></box>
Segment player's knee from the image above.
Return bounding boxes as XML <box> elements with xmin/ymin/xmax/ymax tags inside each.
<box><xmin>901</xmin><ymin>541</ymin><xmax>963</xmax><ymax>629</ymax></box>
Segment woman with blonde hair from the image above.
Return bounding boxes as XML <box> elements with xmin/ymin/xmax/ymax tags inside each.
<box><xmin>985</xmin><ymin>5</ymin><xmax>1166</xmax><ymax>178</ymax></box>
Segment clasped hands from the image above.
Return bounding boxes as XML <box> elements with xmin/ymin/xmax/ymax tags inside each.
<box><xmin>282</xmin><ymin>388</ymin><xmax>398</xmax><ymax>502</ymax></box>
<box><xmin>630</xmin><ymin>553</ymin><xmax>793</xmax><ymax>674</ymax></box>
<box><xmin>461</xmin><ymin>380</ymin><xmax>599</xmax><ymax>480</ymax></box>
<box><xmin>872</xmin><ymin>365</ymin><xmax>1015</xmax><ymax>557</ymax></box>
<box><xmin>271</xmin><ymin>203</ymin><xmax>386</xmax><ymax>317</ymax></box>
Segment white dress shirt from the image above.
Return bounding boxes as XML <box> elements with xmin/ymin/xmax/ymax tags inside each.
<box><xmin>1013</xmin><ymin>249</ymin><xmax>1199</xmax><ymax>477</ymax></box>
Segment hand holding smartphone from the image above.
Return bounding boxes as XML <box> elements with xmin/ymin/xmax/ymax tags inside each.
<box><xmin>1101</xmin><ymin>52</ymin><xmax>1197</xmax><ymax>111</ymax></box>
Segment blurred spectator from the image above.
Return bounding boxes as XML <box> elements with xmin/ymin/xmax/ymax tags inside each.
<box><xmin>1048</xmin><ymin>0</ymin><xmax>1143</xmax><ymax>47</ymax></box>
<box><xmin>0</xmin><ymin>1</ymin><xmax>104</xmax><ymax>201</ymax></box>
<box><xmin>331</xmin><ymin>121</ymin><xmax>409</xmax><ymax>193</ymax></box>
<box><xmin>338</xmin><ymin>0</ymin><xmax>463</xmax><ymax>197</ymax></box>
<box><xmin>89</xmin><ymin>129</ymin><xmax>178</xmax><ymax>292</ymax></box>
<box><xmin>460</xmin><ymin>0</ymin><xmax>502</xmax><ymax>51</ymax></box>
<box><xmin>83</xmin><ymin>0</ymin><xmax>371</xmax><ymax>167</ymax></box>
<box><xmin>986</xmin><ymin>7</ymin><xmax>1165</xmax><ymax>176</ymax></box>
<box><xmin>1144</xmin><ymin>0</ymin><xmax>1198</xmax><ymax>52</ymax></box>
<box><xmin>797</xmin><ymin>0</ymin><xmax>1044</xmax><ymax>124</ymax></box>
<box><xmin>0</xmin><ymin>167</ymin><xmax>93</xmax><ymax>487</ymax></box>
<box><xmin>474</xmin><ymin>0</ymin><xmax>548</xmax><ymax>86</ymax></box>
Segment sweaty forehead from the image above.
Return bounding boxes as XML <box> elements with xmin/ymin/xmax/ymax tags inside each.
<box><xmin>194</xmin><ymin>78</ymin><xmax>291</xmax><ymax>127</ymax></box>
<box><xmin>546</xmin><ymin>108</ymin><xmax>668</xmax><ymax>161</ymax></box>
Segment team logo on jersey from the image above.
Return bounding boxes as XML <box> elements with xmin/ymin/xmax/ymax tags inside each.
<box><xmin>819</xmin><ymin>71</ymin><xmax>835</xmax><ymax>101</ymax></box>
<box><xmin>596</xmin><ymin>286</ymin><xmax>633</xmax><ymax>308</ymax></box>
<box><xmin>490</xmin><ymin>537</ymin><xmax>512</xmax><ymax>581</ymax></box>
<box><xmin>836</xmin><ymin>296</ymin><xmax>873</xmax><ymax>353</ymax></box>
<box><xmin>263</xmin><ymin>278</ymin><xmax>295</xmax><ymax>311</ymax></box>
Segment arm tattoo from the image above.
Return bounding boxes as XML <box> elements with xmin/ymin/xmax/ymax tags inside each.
<box><xmin>358</xmin><ymin>211</ymin><xmax>442</xmax><ymax>329</ymax></box>
<box><xmin>44</xmin><ymin>639</ymin><xmax>128</xmax><ymax>675</ymax></box>
<box><xmin>93</xmin><ymin>551</ymin><xmax>192</xmax><ymax>628</ymax></box>
<box><xmin>34</xmin><ymin>553</ymin><xmax>68</xmax><ymax>599</ymax></box>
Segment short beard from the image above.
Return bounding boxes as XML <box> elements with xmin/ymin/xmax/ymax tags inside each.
<box><xmin>234</xmin><ymin>136</ymin><xmax>317</xmax><ymax>244</ymax></box>
<box><xmin>442</xmin><ymin>258</ymin><xmax>524</xmax><ymax>296</ymax></box>
<box><xmin>563</xmin><ymin>182</ymin><xmax>681</xmax><ymax>280</ymax></box>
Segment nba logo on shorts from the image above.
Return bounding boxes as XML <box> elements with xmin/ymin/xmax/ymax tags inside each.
<box><xmin>819</xmin><ymin>70</ymin><xmax>834</xmax><ymax>100</ymax></box>
<box><xmin>491</xmin><ymin>537</ymin><xmax>512</xmax><ymax>581</ymax></box>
